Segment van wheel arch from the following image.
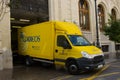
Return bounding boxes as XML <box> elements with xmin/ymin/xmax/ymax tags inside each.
<box><xmin>65</xmin><ymin>58</ymin><xmax>80</xmax><ymax>74</ymax></box>
<box><xmin>25</xmin><ymin>55</ymin><xmax>33</xmax><ymax>66</ymax></box>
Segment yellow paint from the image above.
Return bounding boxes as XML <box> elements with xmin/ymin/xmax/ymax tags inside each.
<box><xmin>111</xmin><ymin>65</ymin><xmax>120</xmax><ymax>68</ymax></box>
<box><xmin>80</xmin><ymin>65</ymin><xmax>110</xmax><ymax>80</ymax></box>
<box><xmin>98</xmin><ymin>72</ymin><xmax>120</xmax><ymax>78</ymax></box>
<box><xmin>117</xmin><ymin>78</ymin><xmax>120</xmax><ymax>80</ymax></box>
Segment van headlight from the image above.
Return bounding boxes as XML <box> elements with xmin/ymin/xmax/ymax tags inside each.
<box><xmin>81</xmin><ymin>51</ymin><xmax>92</xmax><ymax>59</ymax></box>
<box><xmin>100</xmin><ymin>51</ymin><xmax>104</xmax><ymax>56</ymax></box>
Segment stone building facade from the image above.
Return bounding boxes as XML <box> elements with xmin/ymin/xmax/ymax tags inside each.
<box><xmin>0</xmin><ymin>0</ymin><xmax>120</xmax><ymax>69</ymax></box>
<box><xmin>49</xmin><ymin>0</ymin><xmax>120</xmax><ymax>58</ymax></box>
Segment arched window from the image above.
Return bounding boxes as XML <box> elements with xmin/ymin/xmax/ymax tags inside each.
<box><xmin>79</xmin><ymin>0</ymin><xmax>90</xmax><ymax>31</ymax></box>
<box><xmin>111</xmin><ymin>9</ymin><xmax>116</xmax><ymax>21</ymax></box>
<box><xmin>98</xmin><ymin>4</ymin><xmax>105</xmax><ymax>31</ymax></box>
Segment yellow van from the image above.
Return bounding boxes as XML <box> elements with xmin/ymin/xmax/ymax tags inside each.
<box><xmin>18</xmin><ymin>21</ymin><xmax>105</xmax><ymax>74</ymax></box>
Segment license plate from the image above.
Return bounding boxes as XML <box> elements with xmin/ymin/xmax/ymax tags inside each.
<box><xmin>97</xmin><ymin>64</ymin><xmax>103</xmax><ymax>69</ymax></box>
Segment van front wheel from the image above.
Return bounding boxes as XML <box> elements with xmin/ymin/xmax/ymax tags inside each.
<box><xmin>66</xmin><ymin>60</ymin><xmax>79</xmax><ymax>75</ymax></box>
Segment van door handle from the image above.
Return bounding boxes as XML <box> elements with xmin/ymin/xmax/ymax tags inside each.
<box><xmin>55</xmin><ymin>50</ymin><xmax>58</xmax><ymax>53</ymax></box>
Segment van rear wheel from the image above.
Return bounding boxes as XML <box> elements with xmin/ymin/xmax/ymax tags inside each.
<box><xmin>25</xmin><ymin>56</ymin><xmax>33</xmax><ymax>66</ymax></box>
<box><xmin>66</xmin><ymin>60</ymin><xmax>79</xmax><ymax>75</ymax></box>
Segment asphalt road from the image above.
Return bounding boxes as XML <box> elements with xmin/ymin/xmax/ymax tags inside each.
<box><xmin>94</xmin><ymin>61</ymin><xmax>120</xmax><ymax>80</ymax></box>
<box><xmin>0</xmin><ymin>60</ymin><xmax>120</xmax><ymax>80</ymax></box>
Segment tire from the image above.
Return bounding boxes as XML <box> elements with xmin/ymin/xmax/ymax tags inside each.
<box><xmin>66</xmin><ymin>60</ymin><xmax>79</xmax><ymax>75</ymax></box>
<box><xmin>25</xmin><ymin>56</ymin><xmax>33</xmax><ymax>66</ymax></box>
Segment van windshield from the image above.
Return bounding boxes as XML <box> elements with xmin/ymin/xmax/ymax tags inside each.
<box><xmin>68</xmin><ymin>35</ymin><xmax>91</xmax><ymax>46</ymax></box>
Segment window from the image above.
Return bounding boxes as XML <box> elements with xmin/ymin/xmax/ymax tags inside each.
<box><xmin>79</xmin><ymin>0</ymin><xmax>90</xmax><ymax>31</ymax></box>
<box><xmin>68</xmin><ymin>35</ymin><xmax>90</xmax><ymax>46</ymax></box>
<box><xmin>57</xmin><ymin>35</ymin><xmax>69</xmax><ymax>47</ymax></box>
<box><xmin>111</xmin><ymin>9</ymin><xmax>116</xmax><ymax>21</ymax></box>
<box><xmin>101</xmin><ymin>45</ymin><xmax>109</xmax><ymax>52</ymax></box>
<box><xmin>98</xmin><ymin>4</ymin><xmax>105</xmax><ymax>31</ymax></box>
<box><xmin>115</xmin><ymin>44</ymin><xmax>120</xmax><ymax>50</ymax></box>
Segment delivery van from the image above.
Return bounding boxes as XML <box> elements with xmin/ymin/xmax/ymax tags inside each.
<box><xmin>18</xmin><ymin>21</ymin><xmax>105</xmax><ymax>74</ymax></box>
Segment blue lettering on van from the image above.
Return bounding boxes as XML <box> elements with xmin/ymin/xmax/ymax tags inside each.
<box><xmin>20</xmin><ymin>32</ymin><xmax>40</xmax><ymax>42</ymax></box>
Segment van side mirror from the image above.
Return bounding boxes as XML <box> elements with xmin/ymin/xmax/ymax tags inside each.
<box><xmin>92</xmin><ymin>42</ymin><xmax>96</xmax><ymax>46</ymax></box>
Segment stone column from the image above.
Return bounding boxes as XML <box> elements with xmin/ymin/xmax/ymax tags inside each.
<box><xmin>0</xmin><ymin>31</ymin><xmax>3</xmax><ymax>70</ymax></box>
<box><xmin>0</xmin><ymin>0</ymin><xmax>13</xmax><ymax>69</ymax></box>
<box><xmin>109</xmin><ymin>42</ymin><xmax>116</xmax><ymax>59</ymax></box>
<box><xmin>0</xmin><ymin>49</ymin><xmax>3</xmax><ymax>70</ymax></box>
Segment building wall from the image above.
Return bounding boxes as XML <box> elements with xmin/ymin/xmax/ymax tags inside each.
<box><xmin>0</xmin><ymin>0</ymin><xmax>119</xmax><ymax>70</ymax></box>
<box><xmin>0</xmin><ymin>0</ymin><xmax>13</xmax><ymax>70</ymax></box>
<box><xmin>49</xmin><ymin>0</ymin><xmax>120</xmax><ymax>58</ymax></box>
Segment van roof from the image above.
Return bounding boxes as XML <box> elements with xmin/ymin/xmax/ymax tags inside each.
<box><xmin>23</xmin><ymin>21</ymin><xmax>82</xmax><ymax>35</ymax></box>
<box><xmin>53</xmin><ymin>21</ymin><xmax>82</xmax><ymax>35</ymax></box>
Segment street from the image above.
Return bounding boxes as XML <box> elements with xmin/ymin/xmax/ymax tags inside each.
<box><xmin>94</xmin><ymin>61</ymin><xmax>120</xmax><ymax>80</ymax></box>
<box><xmin>0</xmin><ymin>60</ymin><xmax>119</xmax><ymax>80</ymax></box>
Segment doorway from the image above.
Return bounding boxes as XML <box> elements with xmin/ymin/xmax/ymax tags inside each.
<box><xmin>10</xmin><ymin>0</ymin><xmax>49</xmax><ymax>65</ymax></box>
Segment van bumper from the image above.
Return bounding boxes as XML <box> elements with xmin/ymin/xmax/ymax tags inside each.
<box><xmin>76</xmin><ymin>56</ymin><xmax>105</xmax><ymax>70</ymax></box>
